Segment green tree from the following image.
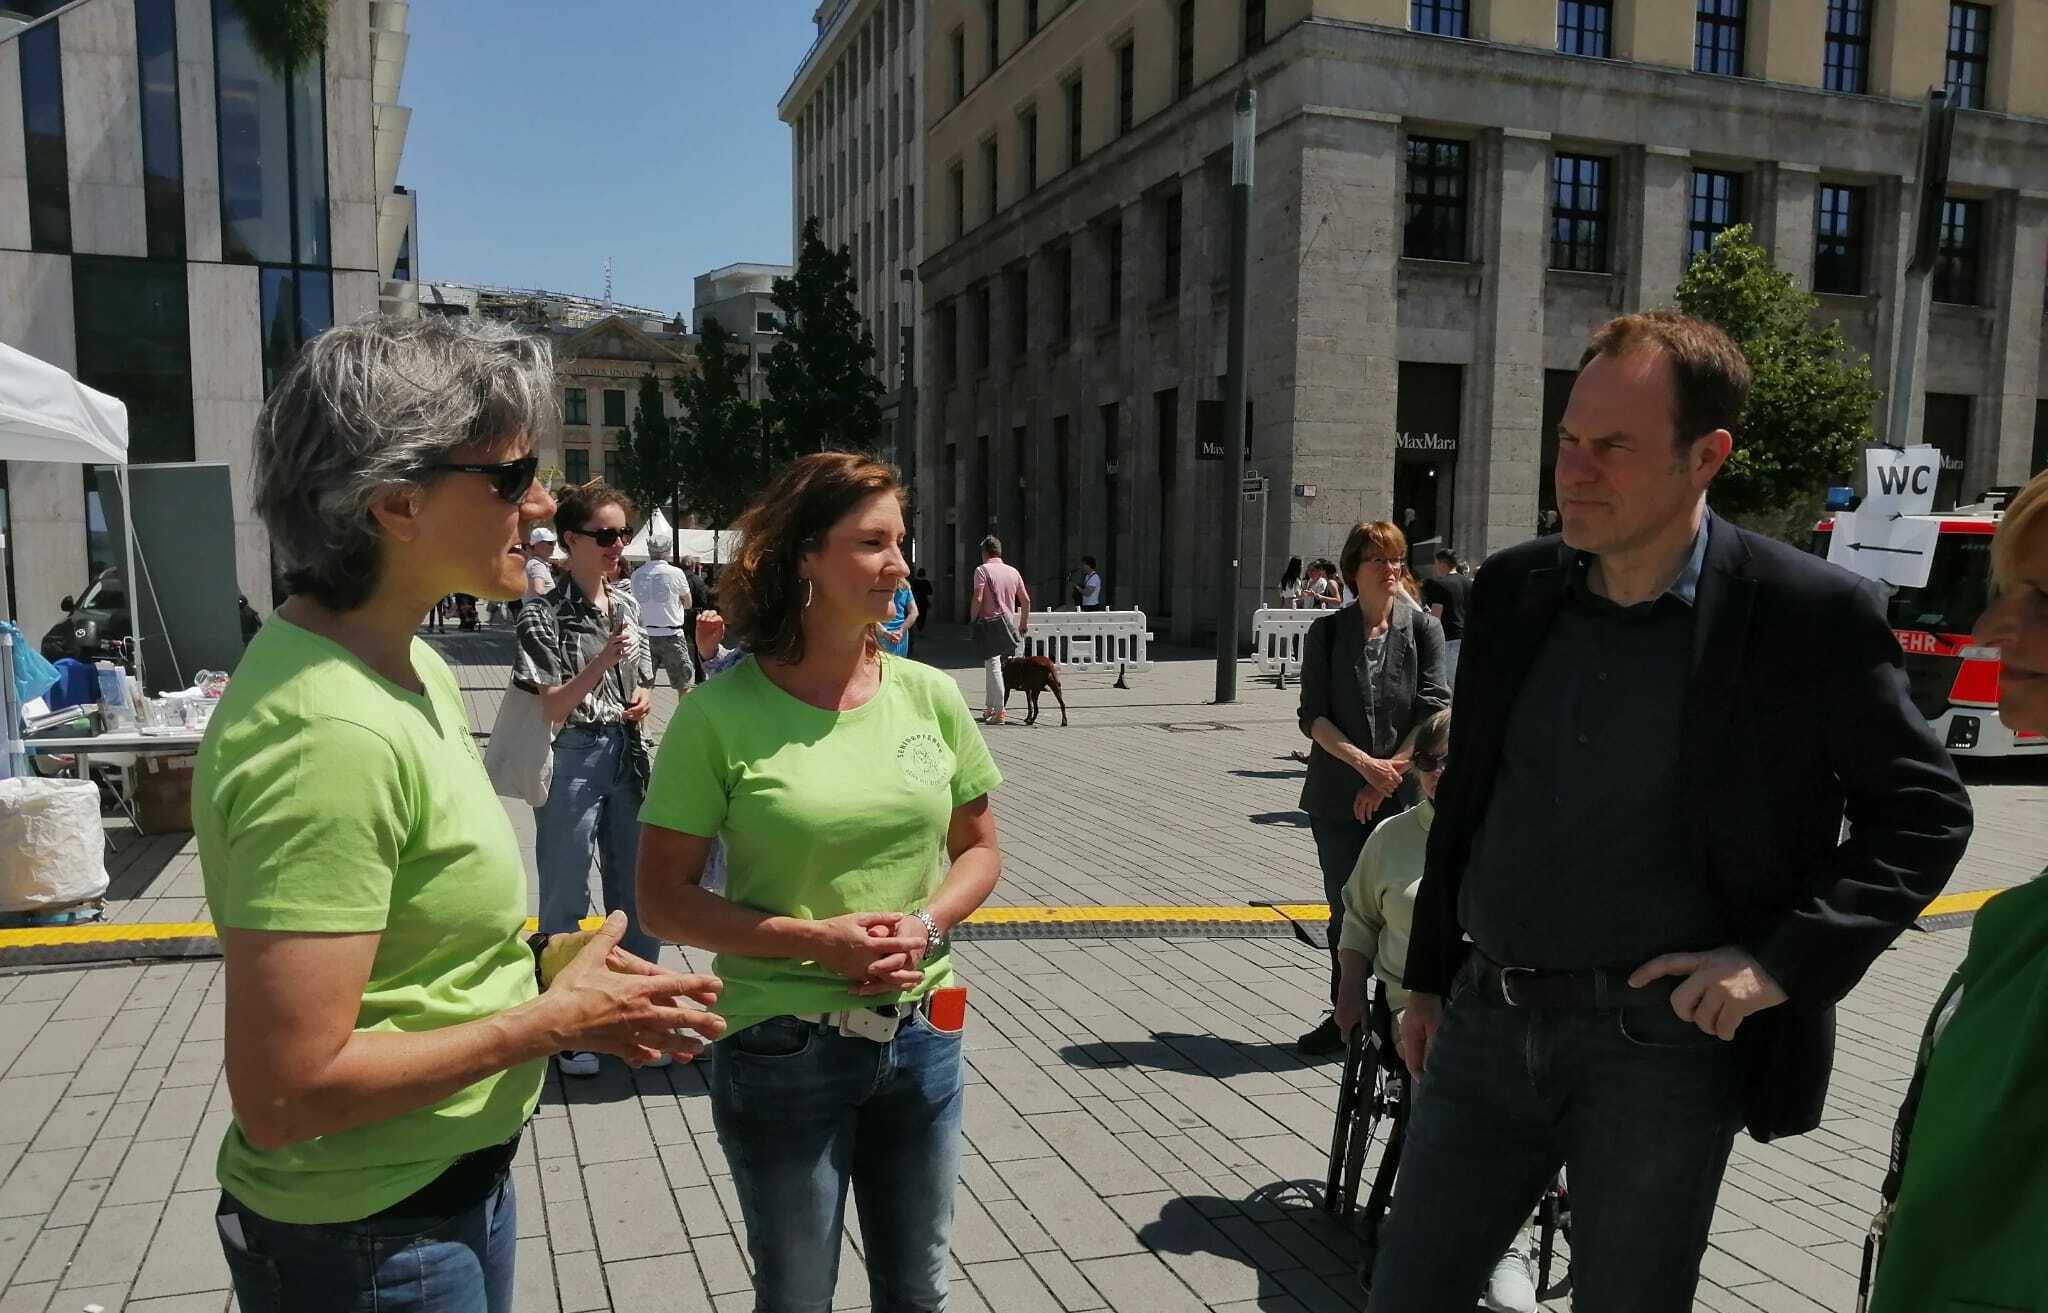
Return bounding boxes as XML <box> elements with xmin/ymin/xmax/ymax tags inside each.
<box><xmin>763</xmin><ymin>217</ymin><xmax>887</xmax><ymax>455</ymax></box>
<box><xmin>1676</xmin><ymin>224</ymin><xmax>1880</xmax><ymax>529</ymax></box>
<box><xmin>607</xmin><ymin>373</ymin><xmax>687</xmax><ymax>561</ymax></box>
<box><xmin>674</xmin><ymin>318</ymin><xmax>782</xmax><ymax>542</ymax></box>
<box><xmin>225</xmin><ymin>0</ymin><xmax>328</xmax><ymax>78</ymax></box>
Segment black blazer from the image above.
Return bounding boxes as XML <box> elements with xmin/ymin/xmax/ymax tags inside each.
<box><xmin>1297</xmin><ymin>600</ymin><xmax>1451</xmax><ymax>820</ymax></box>
<box><xmin>1408</xmin><ymin>519</ymin><xmax>1973</xmax><ymax>1139</ymax></box>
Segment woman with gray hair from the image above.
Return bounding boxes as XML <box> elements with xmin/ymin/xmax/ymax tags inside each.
<box><xmin>193</xmin><ymin>316</ymin><xmax>724</xmax><ymax>1313</ymax></box>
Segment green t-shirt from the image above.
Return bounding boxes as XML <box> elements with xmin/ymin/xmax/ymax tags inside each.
<box><xmin>194</xmin><ymin>617</ymin><xmax>543</xmax><ymax>1225</ymax></box>
<box><xmin>640</xmin><ymin>653</ymin><xmax>1002</xmax><ymax>1032</ymax></box>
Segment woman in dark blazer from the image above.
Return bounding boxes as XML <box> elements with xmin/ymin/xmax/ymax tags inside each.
<box><xmin>1295</xmin><ymin>520</ymin><xmax>1450</xmax><ymax>1055</ymax></box>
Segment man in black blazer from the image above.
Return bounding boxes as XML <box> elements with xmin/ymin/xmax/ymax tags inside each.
<box><xmin>1368</xmin><ymin>312</ymin><xmax>1972</xmax><ymax>1313</ymax></box>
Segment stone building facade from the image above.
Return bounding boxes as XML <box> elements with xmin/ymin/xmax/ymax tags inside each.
<box><xmin>916</xmin><ymin>0</ymin><xmax>2048</xmax><ymax>640</ymax></box>
<box><xmin>0</xmin><ymin>0</ymin><xmax>417</xmax><ymax>634</ymax></box>
<box><xmin>780</xmin><ymin>0</ymin><xmax>928</xmax><ymax>464</ymax></box>
<box><xmin>693</xmin><ymin>261</ymin><xmax>794</xmax><ymax>401</ymax></box>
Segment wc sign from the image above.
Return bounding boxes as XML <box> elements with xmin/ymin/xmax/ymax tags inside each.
<box><xmin>1863</xmin><ymin>445</ymin><xmax>1942</xmax><ymax>519</ymax></box>
<box><xmin>1826</xmin><ymin>445</ymin><xmax>1943</xmax><ymax>589</ymax></box>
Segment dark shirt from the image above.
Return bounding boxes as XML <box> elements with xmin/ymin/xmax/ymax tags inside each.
<box><xmin>910</xmin><ymin>576</ymin><xmax>934</xmax><ymax>610</ymax></box>
<box><xmin>1420</xmin><ymin>573</ymin><xmax>1472</xmax><ymax>641</ymax></box>
<box><xmin>685</xmin><ymin>570</ymin><xmax>711</xmax><ymax>613</ymax></box>
<box><xmin>1458</xmin><ymin>526</ymin><xmax>1727</xmax><ymax>970</ymax></box>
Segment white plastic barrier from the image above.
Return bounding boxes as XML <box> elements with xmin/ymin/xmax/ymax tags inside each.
<box><xmin>1020</xmin><ymin>610</ymin><xmax>1154</xmax><ymax>674</ymax></box>
<box><xmin>1251</xmin><ymin>607</ymin><xmax>1319</xmax><ymax>685</ymax></box>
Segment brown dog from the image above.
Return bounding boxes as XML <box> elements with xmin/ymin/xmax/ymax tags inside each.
<box><xmin>1001</xmin><ymin>655</ymin><xmax>1068</xmax><ymax>726</ymax></box>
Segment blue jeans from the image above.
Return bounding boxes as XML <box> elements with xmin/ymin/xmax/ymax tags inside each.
<box><xmin>1311</xmin><ymin>815</ymin><xmax>1380</xmax><ymax>1004</ymax></box>
<box><xmin>1365</xmin><ymin>958</ymin><xmax>1744</xmax><ymax>1313</ymax></box>
<box><xmin>214</xmin><ymin>1175</ymin><xmax>516</xmax><ymax>1313</ymax></box>
<box><xmin>710</xmin><ymin>1012</ymin><xmax>966</xmax><ymax>1313</ymax></box>
<box><xmin>536</xmin><ymin>724</ymin><xmax>657</xmax><ymax>964</ymax></box>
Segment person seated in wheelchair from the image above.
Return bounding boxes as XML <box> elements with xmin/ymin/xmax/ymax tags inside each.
<box><xmin>1332</xmin><ymin>708</ymin><xmax>1541</xmax><ymax>1313</ymax></box>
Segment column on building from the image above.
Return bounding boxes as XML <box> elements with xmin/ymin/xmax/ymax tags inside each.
<box><xmin>61</xmin><ymin>0</ymin><xmax>146</xmax><ymax>257</ymax></box>
<box><xmin>1627</xmin><ymin>144</ymin><xmax>1691</xmax><ymax>311</ymax></box>
<box><xmin>1759</xmin><ymin>161</ymin><xmax>1819</xmax><ymax>292</ymax></box>
<box><xmin>188</xmin><ymin>265</ymin><xmax>270</xmax><ymax>605</ymax></box>
<box><xmin>176</xmin><ymin>0</ymin><xmax>223</xmax><ymax>263</ymax></box>
<box><xmin>0</xmin><ymin>253</ymin><xmax>87</xmax><ymax>637</ymax></box>
<box><xmin>1460</xmin><ymin>127</ymin><xmax>1549</xmax><ymax>556</ymax></box>
<box><xmin>1984</xmin><ymin>190</ymin><xmax>2048</xmax><ymax>487</ymax></box>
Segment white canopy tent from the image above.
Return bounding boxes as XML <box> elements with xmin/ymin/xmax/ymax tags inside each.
<box><xmin>620</xmin><ymin>509</ymin><xmax>740</xmax><ymax>567</ymax></box>
<box><xmin>0</xmin><ymin>344</ymin><xmax>139</xmax><ymax>778</ymax></box>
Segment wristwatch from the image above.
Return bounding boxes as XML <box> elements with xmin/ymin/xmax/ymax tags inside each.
<box><xmin>527</xmin><ymin>931</ymin><xmax>553</xmax><ymax>992</ymax></box>
<box><xmin>913</xmin><ymin>909</ymin><xmax>944</xmax><ymax>953</ymax></box>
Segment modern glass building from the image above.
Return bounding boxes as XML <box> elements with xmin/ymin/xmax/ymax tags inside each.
<box><xmin>0</xmin><ymin>0</ymin><xmax>418</xmax><ymax>635</ymax></box>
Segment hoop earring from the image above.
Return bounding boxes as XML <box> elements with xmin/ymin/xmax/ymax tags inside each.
<box><xmin>803</xmin><ymin>579</ymin><xmax>814</xmax><ymax>609</ymax></box>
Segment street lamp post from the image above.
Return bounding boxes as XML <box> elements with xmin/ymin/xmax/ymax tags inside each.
<box><xmin>1215</xmin><ymin>83</ymin><xmax>1257</xmax><ymax>704</ymax></box>
<box><xmin>896</xmin><ymin>267</ymin><xmax>917</xmax><ymax>556</ymax></box>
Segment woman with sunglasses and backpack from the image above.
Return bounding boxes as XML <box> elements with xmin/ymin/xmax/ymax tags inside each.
<box><xmin>513</xmin><ymin>480</ymin><xmax>663</xmax><ymax>1079</ymax></box>
<box><xmin>194</xmin><ymin>318</ymin><xmax>723</xmax><ymax>1313</ymax></box>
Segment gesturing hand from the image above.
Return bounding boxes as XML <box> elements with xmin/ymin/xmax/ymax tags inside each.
<box><xmin>694</xmin><ymin>611</ymin><xmax>727</xmax><ymax>661</ymax></box>
<box><xmin>542</xmin><ymin>912</ymin><xmax>725</xmax><ymax>1065</ymax></box>
<box><xmin>1399</xmin><ymin>992</ymin><xmax>1442</xmax><ymax>1077</ymax></box>
<box><xmin>1628</xmin><ymin>946</ymin><xmax>1788</xmax><ymax>1041</ymax></box>
<box><xmin>813</xmin><ymin>913</ymin><xmax>929</xmax><ymax>996</ymax></box>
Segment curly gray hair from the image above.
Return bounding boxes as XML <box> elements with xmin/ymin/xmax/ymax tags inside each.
<box><xmin>253</xmin><ymin>315</ymin><xmax>557</xmax><ymax>610</ymax></box>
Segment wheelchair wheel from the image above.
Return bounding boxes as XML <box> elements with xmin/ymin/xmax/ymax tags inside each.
<box><xmin>1338</xmin><ymin>1064</ymin><xmax>1383</xmax><ymax>1217</ymax></box>
<box><xmin>1535</xmin><ymin>1169</ymin><xmax>1572</xmax><ymax>1300</ymax></box>
<box><xmin>1323</xmin><ymin>1032</ymin><xmax>1370</xmax><ymax>1216</ymax></box>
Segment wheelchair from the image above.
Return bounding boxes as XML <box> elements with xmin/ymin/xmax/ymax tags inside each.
<box><xmin>1323</xmin><ymin>981</ymin><xmax>1574</xmax><ymax>1302</ymax></box>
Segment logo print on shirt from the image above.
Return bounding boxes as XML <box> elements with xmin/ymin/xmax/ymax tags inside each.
<box><xmin>897</xmin><ymin>733</ymin><xmax>951</xmax><ymax>789</ymax></box>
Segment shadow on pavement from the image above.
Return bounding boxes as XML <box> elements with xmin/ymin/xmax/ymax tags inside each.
<box><xmin>1135</xmin><ymin>1183</ymin><xmax>1367</xmax><ymax>1298</ymax></box>
<box><xmin>1054</xmin><ymin>1032</ymin><xmax>1328</xmax><ymax>1077</ymax></box>
<box><xmin>1249</xmin><ymin>811</ymin><xmax>1312</xmax><ymax>827</ymax></box>
<box><xmin>1229</xmin><ymin>768</ymin><xmax>1308</xmax><ymax>780</ymax></box>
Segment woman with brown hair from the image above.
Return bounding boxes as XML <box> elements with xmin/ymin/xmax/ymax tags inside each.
<box><xmin>637</xmin><ymin>451</ymin><xmax>1005</xmax><ymax>1313</ymax></box>
<box><xmin>1295</xmin><ymin>520</ymin><xmax>1451</xmax><ymax>1056</ymax></box>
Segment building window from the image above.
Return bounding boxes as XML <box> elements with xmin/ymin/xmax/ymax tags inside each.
<box><xmin>214</xmin><ymin>0</ymin><xmax>329</xmax><ymax>268</ymax></box>
<box><xmin>601</xmin><ymin>388</ymin><xmax>626</xmax><ymax>428</ymax></box>
<box><xmin>136</xmin><ymin>0</ymin><xmax>186</xmax><ymax>259</ymax></box>
<box><xmin>904</xmin><ymin>183</ymin><xmax>915</xmax><ymax>250</ymax></box>
<box><xmin>1161</xmin><ymin>192</ymin><xmax>1183</xmax><ymax>299</ymax></box>
<box><xmin>1823</xmin><ymin>0</ymin><xmax>1871</xmax><ymax>93</ymax></box>
<box><xmin>1020</xmin><ymin>107</ymin><xmax>1039</xmax><ymax>193</ymax></box>
<box><xmin>757</xmin><ymin>311</ymin><xmax>782</xmax><ymax>333</ymax></box>
<box><xmin>1106</xmin><ymin>222</ymin><xmax>1124</xmax><ymax>323</ymax></box>
<box><xmin>1404</xmin><ymin>137</ymin><xmax>1470</xmax><ymax>262</ymax></box>
<box><xmin>1053</xmin><ymin>244</ymin><xmax>1074</xmax><ymax>340</ymax></box>
<box><xmin>71</xmin><ymin>258</ymin><xmax>194</xmax><ymax>468</ymax></box>
<box><xmin>1933</xmin><ymin>198</ymin><xmax>1983</xmax><ymax>305</ymax></box>
<box><xmin>1412</xmin><ymin>0</ymin><xmax>1467</xmax><ymax>37</ymax></box>
<box><xmin>1176</xmin><ymin>0</ymin><xmax>1196</xmax><ymax>99</ymax></box>
<box><xmin>973</xmin><ymin>282</ymin><xmax>992</xmax><ymax>371</ymax></box>
<box><xmin>1946</xmin><ymin>2</ymin><xmax>1990</xmax><ymax>110</ymax></box>
<box><xmin>949</xmin><ymin>161</ymin><xmax>965</xmax><ymax>239</ymax></box>
<box><xmin>19</xmin><ymin>19</ymin><xmax>70</xmax><ymax>253</ymax></box>
<box><xmin>563</xmin><ymin>388</ymin><xmax>589</xmax><ymax>425</ymax></box>
<box><xmin>1116</xmin><ymin>40</ymin><xmax>1135</xmax><ymax>135</ymax></box>
<box><xmin>563</xmin><ymin>448</ymin><xmax>590</xmax><ymax>484</ymax></box>
<box><xmin>939</xmin><ymin>299</ymin><xmax>960</xmax><ymax>382</ymax></box>
<box><xmin>888</xmin><ymin>197</ymin><xmax>900</xmax><ymax>261</ymax></box>
<box><xmin>905</xmin><ymin>74</ymin><xmax>917</xmax><ymax>142</ymax></box>
<box><xmin>1814</xmin><ymin>184</ymin><xmax>1865</xmax><ymax>295</ymax></box>
<box><xmin>1244</xmin><ymin>0</ymin><xmax>1267</xmax><ymax>54</ymax></box>
<box><xmin>1066</xmin><ymin>77</ymin><xmax>1084</xmax><ymax>166</ymax></box>
<box><xmin>985</xmin><ymin>0</ymin><xmax>999</xmax><ymax>73</ymax></box>
<box><xmin>393</xmin><ymin>223</ymin><xmax>412</xmax><ymax>281</ymax></box>
<box><xmin>890</xmin><ymin>92</ymin><xmax>900</xmax><ymax>157</ymax></box>
<box><xmin>1688</xmin><ymin>169</ymin><xmax>1743</xmax><ymax>257</ymax></box>
<box><xmin>257</xmin><ymin>265</ymin><xmax>332</xmax><ymax>397</ymax></box>
<box><xmin>1557</xmin><ymin>1</ymin><xmax>1612</xmax><ymax>57</ymax></box>
<box><xmin>981</xmin><ymin>138</ymin><xmax>998</xmax><ymax>221</ymax></box>
<box><xmin>1695</xmin><ymin>0</ymin><xmax>1746</xmax><ymax>75</ymax></box>
<box><xmin>1550</xmin><ymin>153</ymin><xmax>1610</xmax><ymax>273</ymax></box>
<box><xmin>1007</xmin><ymin>265</ymin><xmax>1029</xmax><ymax>358</ymax></box>
<box><xmin>951</xmin><ymin>27</ymin><xmax>966</xmax><ymax>102</ymax></box>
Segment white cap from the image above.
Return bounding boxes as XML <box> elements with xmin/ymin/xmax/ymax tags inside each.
<box><xmin>527</xmin><ymin>527</ymin><xmax>557</xmax><ymax>546</ymax></box>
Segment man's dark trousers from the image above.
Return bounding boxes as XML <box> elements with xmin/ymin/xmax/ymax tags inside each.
<box><xmin>1366</xmin><ymin>960</ymin><xmax>1743</xmax><ymax>1312</ymax></box>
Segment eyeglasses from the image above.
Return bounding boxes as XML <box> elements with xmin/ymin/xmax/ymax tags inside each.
<box><xmin>568</xmin><ymin>525</ymin><xmax>636</xmax><ymax>548</ymax></box>
<box><xmin>422</xmin><ymin>455</ymin><xmax>539</xmax><ymax>503</ymax></box>
<box><xmin>1412</xmin><ymin>752</ymin><xmax>1448</xmax><ymax>773</ymax></box>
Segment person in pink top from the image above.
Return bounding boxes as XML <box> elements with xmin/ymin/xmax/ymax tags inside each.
<box><xmin>969</xmin><ymin>536</ymin><xmax>1032</xmax><ymax>723</ymax></box>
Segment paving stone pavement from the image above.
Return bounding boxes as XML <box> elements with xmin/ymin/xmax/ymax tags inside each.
<box><xmin>2</xmin><ymin>625</ymin><xmax>2035</xmax><ymax>1311</ymax></box>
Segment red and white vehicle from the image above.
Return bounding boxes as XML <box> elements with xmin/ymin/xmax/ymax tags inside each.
<box><xmin>1814</xmin><ymin>495</ymin><xmax>2043</xmax><ymax>758</ymax></box>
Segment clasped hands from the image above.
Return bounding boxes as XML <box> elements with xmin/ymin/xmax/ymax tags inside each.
<box><xmin>813</xmin><ymin>911</ymin><xmax>937</xmax><ymax>999</ymax></box>
<box><xmin>1343</xmin><ymin>746</ymin><xmax>1409</xmax><ymax>822</ymax></box>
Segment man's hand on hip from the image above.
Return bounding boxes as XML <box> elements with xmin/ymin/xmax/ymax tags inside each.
<box><xmin>1628</xmin><ymin>947</ymin><xmax>1788</xmax><ymax>1041</ymax></box>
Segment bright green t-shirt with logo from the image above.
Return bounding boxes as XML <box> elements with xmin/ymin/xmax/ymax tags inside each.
<box><xmin>194</xmin><ymin>617</ymin><xmax>543</xmax><ymax>1225</ymax></box>
<box><xmin>640</xmin><ymin>653</ymin><xmax>1002</xmax><ymax>1032</ymax></box>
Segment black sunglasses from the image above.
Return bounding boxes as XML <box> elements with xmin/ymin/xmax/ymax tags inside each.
<box><xmin>567</xmin><ymin>524</ymin><xmax>636</xmax><ymax>548</ymax></box>
<box><xmin>423</xmin><ymin>455</ymin><xmax>539</xmax><ymax>503</ymax></box>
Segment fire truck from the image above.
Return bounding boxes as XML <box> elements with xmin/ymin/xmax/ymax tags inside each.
<box><xmin>1813</xmin><ymin>490</ymin><xmax>2041</xmax><ymax>758</ymax></box>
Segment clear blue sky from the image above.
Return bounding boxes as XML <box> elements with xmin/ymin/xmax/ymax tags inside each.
<box><xmin>401</xmin><ymin>2</ymin><xmax>817</xmax><ymax>319</ymax></box>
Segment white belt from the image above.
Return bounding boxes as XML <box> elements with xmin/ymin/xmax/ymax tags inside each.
<box><xmin>643</xmin><ymin>627</ymin><xmax>680</xmax><ymax>636</ymax></box>
<box><xmin>788</xmin><ymin>1000</ymin><xmax>929</xmax><ymax>1043</ymax></box>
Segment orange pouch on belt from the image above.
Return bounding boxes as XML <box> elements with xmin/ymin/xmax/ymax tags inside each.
<box><xmin>926</xmin><ymin>986</ymin><xmax>968</xmax><ymax>1033</ymax></box>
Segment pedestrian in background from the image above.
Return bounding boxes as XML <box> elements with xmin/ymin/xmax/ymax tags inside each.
<box><xmin>910</xmin><ymin>565</ymin><xmax>934</xmax><ymax>633</ymax></box>
<box><xmin>1420</xmin><ymin>548</ymin><xmax>1472</xmax><ymax>684</ymax></box>
<box><xmin>1295</xmin><ymin>520</ymin><xmax>1449</xmax><ymax>1057</ymax></box>
<box><xmin>197</xmin><ymin>316</ymin><xmax>722</xmax><ymax>1313</ymax></box>
<box><xmin>682</xmin><ymin>552</ymin><xmax>712</xmax><ymax>681</ymax></box>
<box><xmin>631</xmin><ymin>533</ymin><xmax>696</xmax><ymax>693</ymax></box>
<box><xmin>515</xmin><ymin>480</ymin><xmax>662</xmax><ymax>1080</ymax></box>
<box><xmin>523</xmin><ymin>527</ymin><xmax>559</xmax><ymax>600</ymax></box>
<box><xmin>1378</xmin><ymin>311</ymin><xmax>1971</xmax><ymax>1313</ymax></box>
<box><xmin>1280</xmin><ymin>556</ymin><xmax>1304</xmax><ymax>607</ymax></box>
<box><xmin>880</xmin><ymin>577</ymin><xmax>918</xmax><ymax>656</ymax></box>
<box><xmin>1867</xmin><ymin>466</ymin><xmax>2048</xmax><ymax>1313</ymax></box>
<box><xmin>637</xmin><ymin>451</ymin><xmax>1005</xmax><ymax>1313</ymax></box>
<box><xmin>970</xmin><ymin>535</ymin><xmax>1031</xmax><ymax>724</ymax></box>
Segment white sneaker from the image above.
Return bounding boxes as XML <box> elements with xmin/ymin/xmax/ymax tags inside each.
<box><xmin>556</xmin><ymin>1051</ymin><xmax>600</xmax><ymax>1078</ymax></box>
<box><xmin>1484</xmin><ymin>1243</ymin><xmax>1538</xmax><ymax>1313</ymax></box>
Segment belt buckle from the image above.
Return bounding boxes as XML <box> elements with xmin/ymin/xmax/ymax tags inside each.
<box><xmin>836</xmin><ymin>1005</ymin><xmax>904</xmax><ymax>1043</ymax></box>
<box><xmin>1498</xmin><ymin>966</ymin><xmax>1534</xmax><ymax>1007</ymax></box>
